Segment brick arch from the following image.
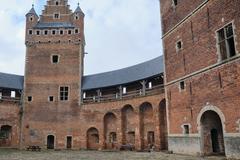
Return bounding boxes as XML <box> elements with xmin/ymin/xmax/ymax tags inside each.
<box><xmin>87</xmin><ymin>127</ymin><xmax>99</xmax><ymax>150</ymax></box>
<box><xmin>103</xmin><ymin>112</ymin><xmax>117</xmax><ymax>150</ymax></box>
<box><xmin>121</xmin><ymin>104</ymin><xmax>136</xmax><ymax>147</ymax></box>
<box><xmin>158</xmin><ymin>99</ymin><xmax>168</xmax><ymax>150</ymax></box>
<box><xmin>139</xmin><ymin>102</ymin><xmax>154</xmax><ymax>150</ymax></box>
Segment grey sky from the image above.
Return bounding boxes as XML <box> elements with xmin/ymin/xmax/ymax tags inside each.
<box><xmin>0</xmin><ymin>0</ymin><xmax>162</xmax><ymax>76</ymax></box>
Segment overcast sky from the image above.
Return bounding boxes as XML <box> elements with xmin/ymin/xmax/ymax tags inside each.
<box><xmin>0</xmin><ymin>0</ymin><xmax>162</xmax><ymax>76</ymax></box>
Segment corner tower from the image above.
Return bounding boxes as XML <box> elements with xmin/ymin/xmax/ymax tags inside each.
<box><xmin>22</xmin><ymin>0</ymin><xmax>85</xmax><ymax>149</ymax></box>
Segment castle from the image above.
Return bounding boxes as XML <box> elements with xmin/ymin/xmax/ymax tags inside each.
<box><xmin>0</xmin><ymin>0</ymin><xmax>239</xmax><ymax>159</ymax></box>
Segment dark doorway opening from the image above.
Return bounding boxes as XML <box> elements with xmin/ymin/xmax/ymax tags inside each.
<box><xmin>67</xmin><ymin>136</ymin><xmax>72</xmax><ymax>149</ymax></box>
<box><xmin>211</xmin><ymin>129</ymin><xmax>220</xmax><ymax>153</ymax></box>
<box><xmin>47</xmin><ymin>135</ymin><xmax>55</xmax><ymax>149</ymax></box>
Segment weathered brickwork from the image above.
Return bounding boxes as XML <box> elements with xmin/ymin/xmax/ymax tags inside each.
<box><xmin>161</xmin><ymin>0</ymin><xmax>240</xmax><ymax>159</ymax></box>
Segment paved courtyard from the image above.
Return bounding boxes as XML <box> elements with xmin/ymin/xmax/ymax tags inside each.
<box><xmin>0</xmin><ymin>149</ymin><xmax>227</xmax><ymax>160</ymax></box>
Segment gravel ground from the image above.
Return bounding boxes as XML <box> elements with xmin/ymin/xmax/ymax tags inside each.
<box><xmin>0</xmin><ymin>149</ymin><xmax>227</xmax><ymax>160</ymax></box>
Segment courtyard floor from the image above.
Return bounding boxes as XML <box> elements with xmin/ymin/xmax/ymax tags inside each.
<box><xmin>0</xmin><ymin>149</ymin><xmax>227</xmax><ymax>160</ymax></box>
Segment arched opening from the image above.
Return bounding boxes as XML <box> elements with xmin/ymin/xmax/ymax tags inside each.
<box><xmin>47</xmin><ymin>135</ymin><xmax>55</xmax><ymax>149</ymax></box>
<box><xmin>139</xmin><ymin>102</ymin><xmax>154</xmax><ymax>150</ymax></box>
<box><xmin>0</xmin><ymin>125</ymin><xmax>12</xmax><ymax>147</ymax></box>
<box><xmin>200</xmin><ymin>111</ymin><xmax>225</xmax><ymax>155</ymax></box>
<box><xmin>121</xmin><ymin>105</ymin><xmax>135</xmax><ymax>148</ymax></box>
<box><xmin>104</xmin><ymin>112</ymin><xmax>117</xmax><ymax>150</ymax></box>
<box><xmin>159</xmin><ymin>99</ymin><xmax>168</xmax><ymax>150</ymax></box>
<box><xmin>87</xmin><ymin>127</ymin><xmax>99</xmax><ymax>150</ymax></box>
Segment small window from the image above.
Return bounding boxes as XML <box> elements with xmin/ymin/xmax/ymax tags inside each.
<box><xmin>75</xmin><ymin>13</ymin><xmax>79</xmax><ymax>20</ymax></box>
<box><xmin>180</xmin><ymin>81</ymin><xmax>185</xmax><ymax>90</ymax></box>
<box><xmin>49</xmin><ymin>96</ymin><xmax>54</xmax><ymax>102</ymax></box>
<box><xmin>52</xmin><ymin>30</ymin><xmax>56</xmax><ymax>35</ymax></box>
<box><xmin>148</xmin><ymin>82</ymin><xmax>152</xmax><ymax>89</ymax></box>
<box><xmin>44</xmin><ymin>30</ymin><xmax>48</xmax><ymax>35</ymax></box>
<box><xmin>60</xmin><ymin>30</ymin><xmax>64</xmax><ymax>35</ymax></box>
<box><xmin>28</xmin><ymin>96</ymin><xmax>32</xmax><ymax>102</ymax></box>
<box><xmin>123</xmin><ymin>87</ymin><xmax>127</xmax><ymax>94</ymax></box>
<box><xmin>68</xmin><ymin>30</ymin><xmax>72</xmax><ymax>35</ymax></box>
<box><xmin>28</xmin><ymin>30</ymin><xmax>33</xmax><ymax>35</ymax></box>
<box><xmin>29</xmin><ymin>16</ymin><xmax>34</xmax><ymax>22</ymax></box>
<box><xmin>52</xmin><ymin>55</ymin><xmax>59</xmax><ymax>64</ymax></box>
<box><xmin>54</xmin><ymin>13</ymin><xmax>60</xmax><ymax>19</ymax></box>
<box><xmin>173</xmin><ymin>0</ymin><xmax>178</xmax><ymax>6</ymax></box>
<box><xmin>183</xmin><ymin>125</ymin><xmax>190</xmax><ymax>134</ymax></box>
<box><xmin>60</xmin><ymin>86</ymin><xmax>69</xmax><ymax>101</ymax></box>
<box><xmin>55</xmin><ymin>1</ymin><xmax>59</xmax><ymax>5</ymax></box>
<box><xmin>217</xmin><ymin>23</ymin><xmax>236</xmax><ymax>61</ymax></box>
<box><xmin>176</xmin><ymin>40</ymin><xmax>182</xmax><ymax>52</ymax></box>
<box><xmin>11</xmin><ymin>91</ymin><xmax>16</xmax><ymax>98</ymax></box>
<box><xmin>36</xmin><ymin>30</ymin><xmax>40</xmax><ymax>35</ymax></box>
<box><xmin>0</xmin><ymin>92</ymin><xmax>2</xmax><ymax>100</ymax></box>
<box><xmin>83</xmin><ymin>92</ymin><xmax>86</xmax><ymax>99</ymax></box>
<box><xmin>75</xmin><ymin>29</ymin><xmax>79</xmax><ymax>34</ymax></box>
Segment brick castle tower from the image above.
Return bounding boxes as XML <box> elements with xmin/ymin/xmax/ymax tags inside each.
<box><xmin>22</xmin><ymin>0</ymin><xmax>85</xmax><ymax>148</ymax></box>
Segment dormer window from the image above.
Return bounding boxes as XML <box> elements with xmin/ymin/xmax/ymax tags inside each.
<box><xmin>54</xmin><ymin>13</ymin><xmax>60</xmax><ymax>19</ymax></box>
<box><xmin>29</xmin><ymin>15</ymin><xmax>34</xmax><ymax>22</ymax></box>
<box><xmin>36</xmin><ymin>30</ymin><xmax>40</xmax><ymax>35</ymax></box>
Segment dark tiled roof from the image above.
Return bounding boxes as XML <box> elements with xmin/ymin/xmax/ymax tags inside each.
<box><xmin>34</xmin><ymin>22</ymin><xmax>75</xmax><ymax>29</ymax></box>
<box><xmin>26</xmin><ymin>7</ymin><xmax>38</xmax><ymax>16</ymax></box>
<box><xmin>82</xmin><ymin>56</ymin><xmax>164</xmax><ymax>90</ymax></box>
<box><xmin>0</xmin><ymin>72</ymin><xmax>24</xmax><ymax>90</ymax></box>
<box><xmin>74</xmin><ymin>6</ymin><xmax>84</xmax><ymax>13</ymax></box>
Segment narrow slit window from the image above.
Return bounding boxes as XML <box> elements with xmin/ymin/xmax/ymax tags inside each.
<box><xmin>180</xmin><ymin>81</ymin><xmax>185</xmax><ymax>90</ymax></box>
<box><xmin>217</xmin><ymin>23</ymin><xmax>236</xmax><ymax>61</ymax></box>
<box><xmin>148</xmin><ymin>82</ymin><xmax>152</xmax><ymax>89</ymax></box>
<box><xmin>176</xmin><ymin>40</ymin><xmax>182</xmax><ymax>52</ymax></box>
<box><xmin>123</xmin><ymin>87</ymin><xmax>127</xmax><ymax>94</ymax></box>
<box><xmin>60</xmin><ymin>86</ymin><xmax>69</xmax><ymax>101</ymax></box>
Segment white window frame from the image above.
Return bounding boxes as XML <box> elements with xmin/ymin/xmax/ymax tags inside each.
<box><xmin>123</xmin><ymin>87</ymin><xmax>127</xmax><ymax>94</ymax></box>
<box><xmin>59</xmin><ymin>86</ymin><xmax>70</xmax><ymax>101</ymax></box>
<box><xmin>51</xmin><ymin>54</ymin><xmax>60</xmax><ymax>64</ymax></box>
<box><xmin>11</xmin><ymin>91</ymin><xmax>16</xmax><ymax>98</ymax></box>
<box><xmin>36</xmin><ymin>30</ymin><xmax>41</xmax><ymax>36</ymax></box>
<box><xmin>59</xmin><ymin>30</ymin><xmax>64</xmax><ymax>35</ymax></box>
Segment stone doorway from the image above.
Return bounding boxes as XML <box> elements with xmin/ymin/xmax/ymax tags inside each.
<box><xmin>200</xmin><ymin>111</ymin><xmax>225</xmax><ymax>155</ymax></box>
<box><xmin>47</xmin><ymin>135</ymin><xmax>55</xmax><ymax>149</ymax></box>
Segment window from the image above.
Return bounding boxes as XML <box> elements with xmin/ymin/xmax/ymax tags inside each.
<box><xmin>54</xmin><ymin>13</ymin><xmax>60</xmax><ymax>19</ymax></box>
<box><xmin>52</xmin><ymin>55</ymin><xmax>59</xmax><ymax>64</ymax></box>
<box><xmin>123</xmin><ymin>87</ymin><xmax>127</xmax><ymax>94</ymax></box>
<box><xmin>83</xmin><ymin>92</ymin><xmax>86</xmax><ymax>99</ymax></box>
<box><xmin>29</xmin><ymin>16</ymin><xmax>34</xmax><ymax>21</ymax></box>
<box><xmin>11</xmin><ymin>91</ymin><xmax>16</xmax><ymax>98</ymax></box>
<box><xmin>173</xmin><ymin>0</ymin><xmax>178</xmax><ymax>6</ymax></box>
<box><xmin>148</xmin><ymin>82</ymin><xmax>152</xmax><ymax>89</ymax></box>
<box><xmin>68</xmin><ymin>30</ymin><xmax>72</xmax><ymax>35</ymax></box>
<box><xmin>180</xmin><ymin>81</ymin><xmax>185</xmax><ymax>90</ymax></box>
<box><xmin>60</xmin><ymin>30</ymin><xmax>64</xmax><ymax>35</ymax></box>
<box><xmin>217</xmin><ymin>23</ymin><xmax>236</xmax><ymax>61</ymax></box>
<box><xmin>28</xmin><ymin>96</ymin><xmax>32</xmax><ymax>102</ymax></box>
<box><xmin>75</xmin><ymin>13</ymin><xmax>79</xmax><ymax>20</ymax></box>
<box><xmin>36</xmin><ymin>30</ymin><xmax>40</xmax><ymax>35</ymax></box>
<box><xmin>52</xmin><ymin>30</ymin><xmax>56</xmax><ymax>35</ymax></box>
<box><xmin>28</xmin><ymin>30</ymin><xmax>33</xmax><ymax>35</ymax></box>
<box><xmin>44</xmin><ymin>30</ymin><xmax>48</xmax><ymax>35</ymax></box>
<box><xmin>183</xmin><ymin>125</ymin><xmax>190</xmax><ymax>134</ymax></box>
<box><xmin>75</xmin><ymin>29</ymin><xmax>79</xmax><ymax>34</ymax></box>
<box><xmin>0</xmin><ymin>92</ymin><xmax>2</xmax><ymax>100</ymax></box>
<box><xmin>60</xmin><ymin>86</ymin><xmax>69</xmax><ymax>101</ymax></box>
<box><xmin>176</xmin><ymin>40</ymin><xmax>182</xmax><ymax>52</ymax></box>
<box><xmin>55</xmin><ymin>1</ymin><xmax>59</xmax><ymax>5</ymax></box>
<box><xmin>49</xmin><ymin>96</ymin><xmax>54</xmax><ymax>102</ymax></box>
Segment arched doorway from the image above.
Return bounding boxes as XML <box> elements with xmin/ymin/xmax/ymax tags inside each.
<box><xmin>47</xmin><ymin>135</ymin><xmax>55</xmax><ymax>149</ymax></box>
<box><xmin>200</xmin><ymin>111</ymin><xmax>225</xmax><ymax>155</ymax></box>
<box><xmin>104</xmin><ymin>112</ymin><xmax>117</xmax><ymax>150</ymax></box>
<box><xmin>159</xmin><ymin>99</ymin><xmax>168</xmax><ymax>150</ymax></box>
<box><xmin>139</xmin><ymin>102</ymin><xmax>154</xmax><ymax>150</ymax></box>
<box><xmin>0</xmin><ymin>125</ymin><xmax>12</xmax><ymax>147</ymax></box>
<box><xmin>87</xmin><ymin>127</ymin><xmax>99</xmax><ymax>150</ymax></box>
<box><xmin>121</xmin><ymin>105</ymin><xmax>135</xmax><ymax>148</ymax></box>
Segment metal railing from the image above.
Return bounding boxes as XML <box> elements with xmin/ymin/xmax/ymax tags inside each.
<box><xmin>83</xmin><ymin>84</ymin><xmax>164</xmax><ymax>104</ymax></box>
<box><xmin>0</xmin><ymin>96</ymin><xmax>21</xmax><ymax>103</ymax></box>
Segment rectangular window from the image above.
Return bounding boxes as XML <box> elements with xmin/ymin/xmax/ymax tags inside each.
<box><xmin>183</xmin><ymin>125</ymin><xmax>190</xmax><ymax>134</ymax></box>
<box><xmin>75</xmin><ymin>29</ymin><xmax>79</xmax><ymax>34</ymax></box>
<box><xmin>44</xmin><ymin>30</ymin><xmax>48</xmax><ymax>35</ymax></box>
<box><xmin>11</xmin><ymin>91</ymin><xmax>16</xmax><ymax>98</ymax></box>
<box><xmin>217</xmin><ymin>23</ymin><xmax>236</xmax><ymax>61</ymax></box>
<box><xmin>173</xmin><ymin>0</ymin><xmax>178</xmax><ymax>6</ymax></box>
<box><xmin>36</xmin><ymin>30</ymin><xmax>40</xmax><ymax>35</ymax></box>
<box><xmin>0</xmin><ymin>92</ymin><xmax>2</xmax><ymax>100</ymax></box>
<box><xmin>49</xmin><ymin>96</ymin><xmax>54</xmax><ymax>102</ymax></box>
<box><xmin>54</xmin><ymin>13</ymin><xmax>60</xmax><ymax>19</ymax></box>
<box><xmin>28</xmin><ymin>30</ymin><xmax>33</xmax><ymax>35</ymax></box>
<box><xmin>28</xmin><ymin>96</ymin><xmax>32</xmax><ymax>102</ymax></box>
<box><xmin>176</xmin><ymin>40</ymin><xmax>182</xmax><ymax>52</ymax></box>
<box><xmin>148</xmin><ymin>82</ymin><xmax>152</xmax><ymax>89</ymax></box>
<box><xmin>68</xmin><ymin>30</ymin><xmax>72</xmax><ymax>35</ymax></box>
<box><xmin>52</xmin><ymin>55</ymin><xmax>59</xmax><ymax>64</ymax></box>
<box><xmin>180</xmin><ymin>81</ymin><xmax>185</xmax><ymax>90</ymax></box>
<box><xmin>60</xmin><ymin>86</ymin><xmax>69</xmax><ymax>101</ymax></box>
<box><xmin>123</xmin><ymin>87</ymin><xmax>127</xmax><ymax>94</ymax></box>
<box><xmin>52</xmin><ymin>30</ymin><xmax>56</xmax><ymax>35</ymax></box>
<box><xmin>60</xmin><ymin>30</ymin><xmax>64</xmax><ymax>35</ymax></box>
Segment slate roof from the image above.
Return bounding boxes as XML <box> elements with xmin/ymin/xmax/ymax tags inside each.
<box><xmin>0</xmin><ymin>72</ymin><xmax>24</xmax><ymax>90</ymax></box>
<box><xmin>26</xmin><ymin>6</ymin><xmax>38</xmax><ymax>16</ymax></box>
<box><xmin>34</xmin><ymin>22</ymin><xmax>75</xmax><ymax>29</ymax></box>
<box><xmin>74</xmin><ymin>6</ymin><xmax>84</xmax><ymax>13</ymax></box>
<box><xmin>0</xmin><ymin>56</ymin><xmax>164</xmax><ymax>91</ymax></box>
<box><xmin>82</xmin><ymin>56</ymin><xmax>164</xmax><ymax>90</ymax></box>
